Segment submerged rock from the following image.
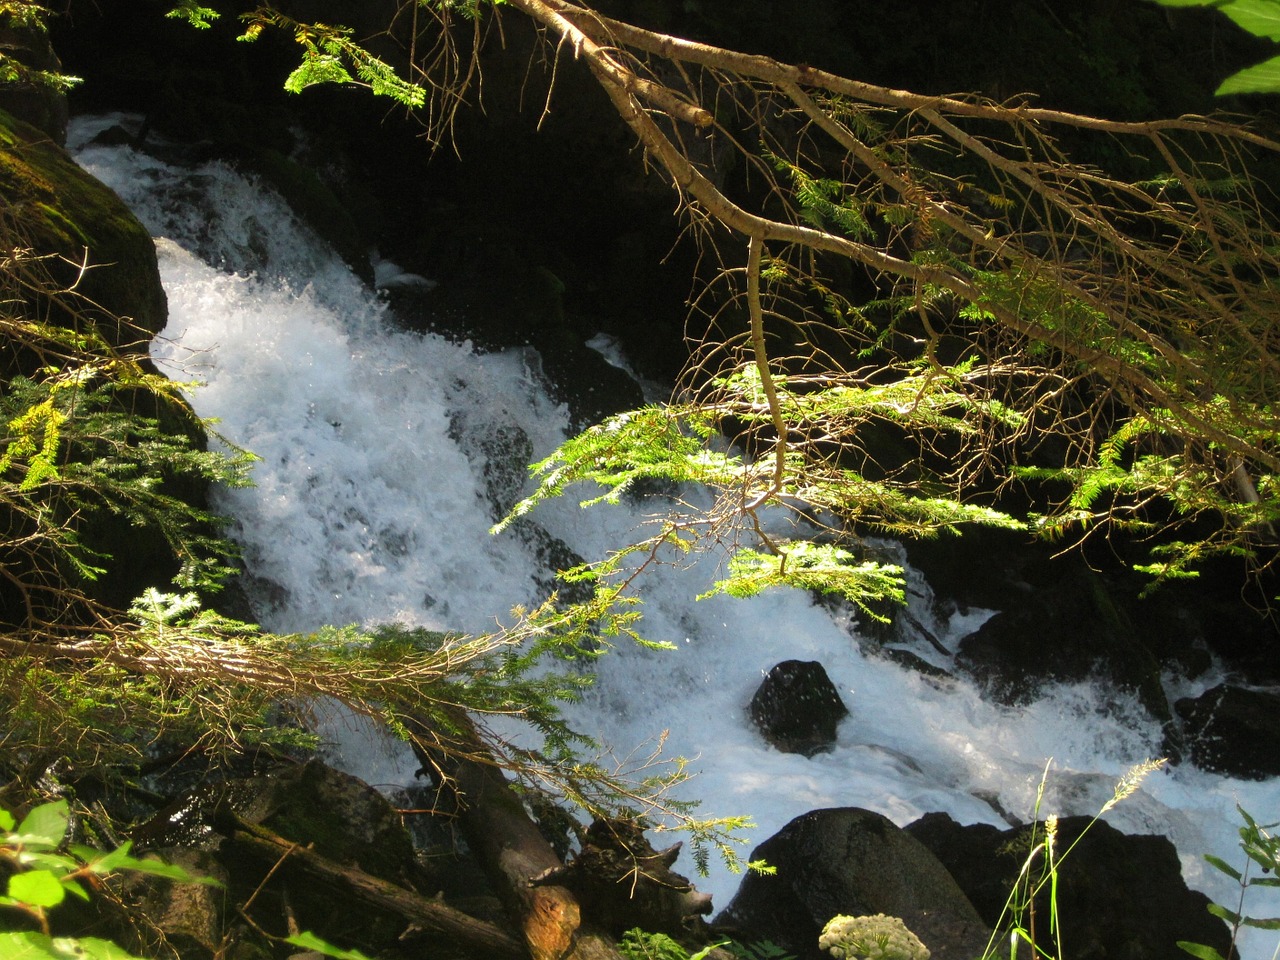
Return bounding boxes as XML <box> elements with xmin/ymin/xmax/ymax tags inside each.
<box><xmin>1176</xmin><ymin>684</ymin><xmax>1280</xmax><ymax>779</ymax></box>
<box><xmin>749</xmin><ymin>660</ymin><xmax>849</xmax><ymax>757</ymax></box>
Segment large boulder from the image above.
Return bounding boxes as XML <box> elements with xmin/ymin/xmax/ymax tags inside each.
<box><xmin>0</xmin><ymin>108</ymin><xmax>207</xmax><ymax>616</ymax></box>
<box><xmin>128</xmin><ymin>848</ymin><xmax>228</xmax><ymax>960</ymax></box>
<box><xmin>1175</xmin><ymin>684</ymin><xmax>1280</xmax><ymax>779</ymax></box>
<box><xmin>715</xmin><ymin>808</ymin><xmax>989</xmax><ymax>960</ymax></box>
<box><xmin>953</xmin><ymin>562</ymin><xmax>1168</xmax><ymax>719</ymax></box>
<box><xmin>0</xmin><ymin>107</ymin><xmax>166</xmax><ymax>353</ymax></box>
<box><xmin>906</xmin><ymin>812</ymin><xmax>1231</xmax><ymax>960</ymax></box>
<box><xmin>749</xmin><ymin>660</ymin><xmax>849</xmax><ymax>757</ymax></box>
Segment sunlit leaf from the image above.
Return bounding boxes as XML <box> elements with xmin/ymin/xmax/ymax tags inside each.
<box><xmin>1219</xmin><ymin>0</ymin><xmax>1280</xmax><ymax>41</ymax></box>
<box><xmin>1207</xmin><ymin>902</ymin><xmax>1242</xmax><ymax>924</ymax></box>
<box><xmin>79</xmin><ymin>843</ymin><xmax>219</xmax><ymax>884</ymax></box>
<box><xmin>8</xmin><ymin>870</ymin><xmax>67</xmax><ymax>908</ymax></box>
<box><xmin>16</xmin><ymin>801</ymin><xmax>69</xmax><ymax>847</ymax></box>
<box><xmin>284</xmin><ymin>932</ymin><xmax>376</xmax><ymax>959</ymax></box>
<box><xmin>1177</xmin><ymin>941</ymin><xmax>1227</xmax><ymax>960</ymax></box>
<box><xmin>1216</xmin><ymin>55</ymin><xmax>1280</xmax><ymax>95</ymax></box>
<box><xmin>53</xmin><ymin>936</ymin><xmax>150</xmax><ymax>959</ymax></box>
<box><xmin>1203</xmin><ymin>854</ymin><xmax>1242</xmax><ymax>881</ymax></box>
<box><xmin>0</xmin><ymin>931</ymin><xmax>66</xmax><ymax>960</ymax></box>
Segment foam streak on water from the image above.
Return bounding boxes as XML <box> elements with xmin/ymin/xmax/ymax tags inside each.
<box><xmin>72</xmin><ymin>116</ymin><xmax>1280</xmax><ymax>958</ymax></box>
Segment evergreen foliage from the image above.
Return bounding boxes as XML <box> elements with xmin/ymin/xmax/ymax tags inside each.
<box><xmin>238</xmin><ymin>8</ymin><xmax>427</xmax><ymax>106</ymax></box>
<box><xmin>0</xmin><ymin>2</ymin><xmax>80</xmax><ymax>92</ymax></box>
<box><xmin>6</xmin><ymin>1</ymin><xmax>1280</xmax><ymax>952</ymax></box>
<box><xmin>189</xmin><ymin>0</ymin><xmax>1273</xmax><ymax>606</ymax></box>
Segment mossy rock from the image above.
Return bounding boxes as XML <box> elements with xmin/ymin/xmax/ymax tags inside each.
<box><xmin>0</xmin><ymin>106</ymin><xmax>165</xmax><ymax>354</ymax></box>
<box><xmin>0</xmin><ymin>109</ymin><xmax>222</xmax><ymax>613</ymax></box>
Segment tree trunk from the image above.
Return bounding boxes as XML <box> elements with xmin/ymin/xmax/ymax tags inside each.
<box><xmin>215</xmin><ymin>808</ymin><xmax>528</xmax><ymax>959</ymax></box>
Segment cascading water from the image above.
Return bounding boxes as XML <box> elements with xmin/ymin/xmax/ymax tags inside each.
<box><xmin>71</xmin><ymin>114</ymin><xmax>1280</xmax><ymax>958</ymax></box>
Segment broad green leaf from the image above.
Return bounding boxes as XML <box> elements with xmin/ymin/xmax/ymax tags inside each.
<box><xmin>52</xmin><ymin>936</ymin><xmax>149</xmax><ymax>959</ymax></box>
<box><xmin>284</xmin><ymin>932</ymin><xmax>375</xmax><ymax>960</ymax></box>
<box><xmin>689</xmin><ymin>942</ymin><xmax>732</xmax><ymax>960</ymax></box>
<box><xmin>1203</xmin><ymin>854</ymin><xmax>1242</xmax><ymax>881</ymax></box>
<box><xmin>1216</xmin><ymin>55</ymin><xmax>1280</xmax><ymax>95</ymax></box>
<box><xmin>0</xmin><ymin>931</ymin><xmax>65</xmax><ymax>959</ymax></box>
<box><xmin>82</xmin><ymin>844</ymin><xmax>218</xmax><ymax>885</ymax></box>
<box><xmin>1243</xmin><ymin>916</ymin><xmax>1280</xmax><ymax>929</ymax></box>
<box><xmin>0</xmin><ymin>931</ymin><xmax>155</xmax><ymax>960</ymax></box>
<box><xmin>1220</xmin><ymin>0</ymin><xmax>1280</xmax><ymax>40</ymax></box>
<box><xmin>1207</xmin><ymin>902</ymin><xmax>1243</xmax><ymax>924</ymax></box>
<box><xmin>96</xmin><ymin>855</ymin><xmax>217</xmax><ymax>890</ymax></box>
<box><xmin>1243</xmin><ymin>844</ymin><xmax>1280</xmax><ymax>872</ymax></box>
<box><xmin>1249</xmin><ymin>876</ymin><xmax>1280</xmax><ymax>887</ymax></box>
<box><xmin>9</xmin><ymin>869</ymin><xmax>67</xmax><ymax>908</ymax></box>
<box><xmin>16</xmin><ymin>801</ymin><xmax>69</xmax><ymax>847</ymax></box>
<box><xmin>0</xmin><ymin>809</ymin><xmax>15</xmax><ymax>832</ymax></box>
<box><xmin>15</xmin><ymin>850</ymin><xmax>79</xmax><ymax>873</ymax></box>
<box><xmin>1177</xmin><ymin>941</ymin><xmax>1227</xmax><ymax>960</ymax></box>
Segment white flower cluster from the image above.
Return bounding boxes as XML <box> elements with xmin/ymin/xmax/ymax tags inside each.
<box><xmin>818</xmin><ymin>914</ymin><xmax>930</xmax><ymax>960</ymax></box>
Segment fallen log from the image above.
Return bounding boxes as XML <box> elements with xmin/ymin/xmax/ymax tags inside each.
<box><xmin>214</xmin><ymin>807</ymin><xmax>527</xmax><ymax>959</ymax></box>
<box><xmin>531</xmin><ymin>818</ymin><xmax>713</xmax><ymax>938</ymax></box>
<box><xmin>409</xmin><ymin>713</ymin><xmax>589</xmax><ymax>960</ymax></box>
<box><xmin>409</xmin><ymin>712</ymin><xmax>717</xmax><ymax>959</ymax></box>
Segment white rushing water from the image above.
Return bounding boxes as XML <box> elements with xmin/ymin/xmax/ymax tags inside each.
<box><xmin>72</xmin><ymin>115</ymin><xmax>1280</xmax><ymax>958</ymax></box>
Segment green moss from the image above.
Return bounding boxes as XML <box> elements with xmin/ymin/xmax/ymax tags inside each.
<box><xmin>0</xmin><ymin>106</ymin><xmax>166</xmax><ymax>347</ymax></box>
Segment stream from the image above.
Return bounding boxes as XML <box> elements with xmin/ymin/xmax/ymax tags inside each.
<box><xmin>70</xmin><ymin>113</ymin><xmax>1280</xmax><ymax>959</ymax></box>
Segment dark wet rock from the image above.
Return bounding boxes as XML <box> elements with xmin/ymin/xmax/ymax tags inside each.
<box><xmin>954</xmin><ymin>563</ymin><xmax>1167</xmax><ymax>716</ymax></box>
<box><xmin>135</xmin><ymin>759</ymin><xmax>443</xmax><ymax>955</ymax></box>
<box><xmin>1176</xmin><ymin>684</ymin><xmax>1280</xmax><ymax>779</ymax></box>
<box><xmin>749</xmin><ymin>660</ymin><xmax>849</xmax><ymax>757</ymax></box>
<box><xmin>130</xmin><ymin>848</ymin><xmax>227</xmax><ymax>960</ymax></box>
<box><xmin>907</xmin><ymin>812</ymin><xmax>1231</xmax><ymax>960</ymax></box>
<box><xmin>877</xmin><ymin>647</ymin><xmax>958</xmax><ymax>686</ymax></box>
<box><xmin>448</xmin><ymin>407</ymin><xmax>535</xmax><ymax>522</ymax></box>
<box><xmin>715</xmin><ymin>808</ymin><xmax>989</xmax><ymax>960</ymax></box>
<box><xmin>250</xmin><ymin>759</ymin><xmax>420</xmax><ymax>884</ymax></box>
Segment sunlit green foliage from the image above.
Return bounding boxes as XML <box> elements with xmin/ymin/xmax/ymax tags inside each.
<box><xmin>1179</xmin><ymin>806</ymin><xmax>1280</xmax><ymax>960</ymax></box>
<box><xmin>164</xmin><ymin>0</ymin><xmax>220</xmax><ymax>29</ymax></box>
<box><xmin>1152</xmin><ymin>0</ymin><xmax>1280</xmax><ymax>94</ymax></box>
<box><xmin>238</xmin><ymin>8</ymin><xmax>427</xmax><ymax>106</ymax></box>
<box><xmin>0</xmin><ymin>366</ymin><xmax>253</xmax><ymax>594</ymax></box>
<box><xmin>700</xmin><ymin>544</ymin><xmax>905</xmax><ymax>620</ymax></box>
<box><xmin>0</xmin><ymin>799</ymin><xmax>212</xmax><ymax>960</ymax></box>
<box><xmin>0</xmin><ymin>1</ymin><xmax>80</xmax><ymax>92</ymax></box>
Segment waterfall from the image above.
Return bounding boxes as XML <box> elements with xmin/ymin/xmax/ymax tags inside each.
<box><xmin>71</xmin><ymin>114</ymin><xmax>1280</xmax><ymax>958</ymax></box>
